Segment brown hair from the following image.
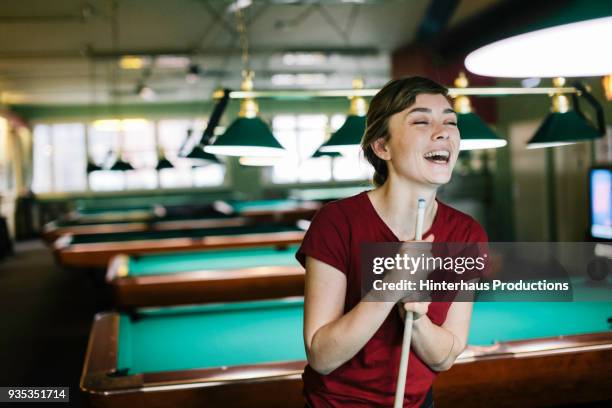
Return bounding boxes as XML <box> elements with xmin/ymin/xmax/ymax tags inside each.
<box><xmin>362</xmin><ymin>76</ymin><xmax>449</xmax><ymax>186</ymax></box>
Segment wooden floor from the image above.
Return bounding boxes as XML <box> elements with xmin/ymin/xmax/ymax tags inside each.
<box><xmin>0</xmin><ymin>240</ymin><xmax>105</xmax><ymax>408</ymax></box>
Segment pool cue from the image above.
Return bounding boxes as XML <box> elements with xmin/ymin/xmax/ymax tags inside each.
<box><xmin>393</xmin><ymin>198</ymin><xmax>426</xmax><ymax>408</ymax></box>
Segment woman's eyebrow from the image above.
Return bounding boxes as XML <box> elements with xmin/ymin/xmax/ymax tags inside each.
<box><xmin>407</xmin><ymin>107</ymin><xmax>431</xmax><ymax>114</ymax></box>
<box><xmin>406</xmin><ymin>107</ymin><xmax>457</xmax><ymax>115</ymax></box>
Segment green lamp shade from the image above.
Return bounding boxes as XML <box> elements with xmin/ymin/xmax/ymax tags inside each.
<box><xmin>185</xmin><ymin>144</ymin><xmax>220</xmax><ymax>164</ymax></box>
<box><xmin>312</xmin><ymin>148</ymin><xmax>341</xmax><ymax>158</ymax></box>
<box><xmin>458</xmin><ymin>112</ymin><xmax>507</xmax><ymax>150</ymax></box>
<box><xmin>86</xmin><ymin>160</ymin><xmax>103</xmax><ymax>173</ymax></box>
<box><xmin>204</xmin><ymin>117</ymin><xmax>285</xmax><ymax>157</ymax></box>
<box><xmin>318</xmin><ymin>115</ymin><xmax>366</xmax><ymax>154</ymax></box>
<box><xmin>155</xmin><ymin>157</ymin><xmax>174</xmax><ymax>170</ymax></box>
<box><xmin>527</xmin><ymin>111</ymin><xmax>602</xmax><ymax>149</ymax></box>
<box><xmin>110</xmin><ymin>158</ymin><xmax>134</xmax><ymax>171</ymax></box>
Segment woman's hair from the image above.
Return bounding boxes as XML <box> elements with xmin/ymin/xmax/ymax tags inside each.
<box><xmin>361</xmin><ymin>76</ymin><xmax>449</xmax><ymax>186</ymax></box>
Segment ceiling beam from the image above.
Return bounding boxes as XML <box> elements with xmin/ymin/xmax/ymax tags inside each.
<box><xmin>0</xmin><ymin>47</ymin><xmax>381</xmax><ymax>61</ymax></box>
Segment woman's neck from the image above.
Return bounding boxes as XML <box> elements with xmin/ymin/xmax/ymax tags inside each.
<box><xmin>367</xmin><ymin>177</ymin><xmax>438</xmax><ymax>241</ymax></box>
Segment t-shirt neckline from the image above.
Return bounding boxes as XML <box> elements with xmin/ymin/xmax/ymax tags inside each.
<box><xmin>360</xmin><ymin>191</ymin><xmax>440</xmax><ymax>242</ymax></box>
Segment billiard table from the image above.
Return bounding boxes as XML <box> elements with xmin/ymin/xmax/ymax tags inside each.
<box><xmin>42</xmin><ymin>215</ymin><xmax>251</xmax><ymax>244</ymax></box>
<box><xmin>220</xmin><ymin>199</ymin><xmax>321</xmax><ymax>221</ymax></box>
<box><xmin>81</xmin><ymin>295</ymin><xmax>612</xmax><ymax>408</ymax></box>
<box><xmin>43</xmin><ymin>199</ymin><xmax>320</xmax><ymax>244</ymax></box>
<box><xmin>66</xmin><ymin>205</ymin><xmax>157</xmax><ymax>223</ymax></box>
<box><xmin>288</xmin><ymin>186</ymin><xmax>368</xmax><ymax>202</ymax></box>
<box><xmin>54</xmin><ymin>224</ymin><xmax>306</xmax><ymax>269</ymax></box>
<box><xmin>106</xmin><ymin>245</ymin><xmax>304</xmax><ymax>308</ymax></box>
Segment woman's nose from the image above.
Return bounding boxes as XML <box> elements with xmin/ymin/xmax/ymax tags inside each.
<box><xmin>432</xmin><ymin>123</ymin><xmax>449</xmax><ymax>140</ymax></box>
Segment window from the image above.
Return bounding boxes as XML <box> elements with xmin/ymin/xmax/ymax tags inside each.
<box><xmin>122</xmin><ymin>121</ymin><xmax>157</xmax><ymax>190</ymax></box>
<box><xmin>88</xmin><ymin>123</ymin><xmax>123</xmax><ymax>191</ymax></box>
<box><xmin>157</xmin><ymin>119</ymin><xmax>225</xmax><ymax>188</ymax></box>
<box><xmin>0</xmin><ymin>117</ymin><xmax>13</xmax><ymax>193</ymax></box>
<box><xmin>268</xmin><ymin>114</ymin><xmax>373</xmax><ymax>184</ymax></box>
<box><xmin>157</xmin><ymin>119</ymin><xmax>195</xmax><ymax>189</ymax></box>
<box><xmin>32</xmin><ymin>123</ymin><xmax>87</xmax><ymax>193</ymax></box>
<box><xmin>53</xmin><ymin>124</ymin><xmax>87</xmax><ymax>191</ymax></box>
<box><xmin>32</xmin><ymin>125</ymin><xmax>53</xmax><ymax>193</ymax></box>
<box><xmin>32</xmin><ymin>118</ymin><xmax>226</xmax><ymax>193</ymax></box>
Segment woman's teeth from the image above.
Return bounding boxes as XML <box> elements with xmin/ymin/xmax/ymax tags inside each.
<box><xmin>423</xmin><ymin>150</ymin><xmax>450</xmax><ymax>163</ymax></box>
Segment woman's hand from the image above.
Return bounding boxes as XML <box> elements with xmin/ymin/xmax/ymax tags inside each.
<box><xmin>377</xmin><ymin>234</ymin><xmax>435</xmax><ymax>303</ymax></box>
<box><xmin>397</xmin><ymin>301</ymin><xmax>430</xmax><ymax>321</ymax></box>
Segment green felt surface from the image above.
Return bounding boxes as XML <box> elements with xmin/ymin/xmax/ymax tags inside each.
<box><xmin>231</xmin><ymin>199</ymin><xmax>303</xmax><ymax>213</ymax></box>
<box><xmin>117</xmin><ymin>297</ymin><xmax>611</xmax><ymax>375</ymax></box>
<box><xmin>468</xmin><ymin>301</ymin><xmax>611</xmax><ymax>345</ymax></box>
<box><xmin>70</xmin><ymin>224</ymin><xmax>301</xmax><ymax>244</ymax></box>
<box><xmin>118</xmin><ymin>298</ymin><xmax>305</xmax><ymax>374</ymax></box>
<box><xmin>288</xmin><ymin>186</ymin><xmax>367</xmax><ymax>201</ymax></box>
<box><xmin>469</xmin><ymin>279</ymin><xmax>612</xmax><ymax>343</ymax></box>
<box><xmin>128</xmin><ymin>245</ymin><xmax>301</xmax><ymax>276</ymax></box>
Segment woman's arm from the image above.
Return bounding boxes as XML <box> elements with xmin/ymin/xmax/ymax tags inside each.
<box><xmin>303</xmin><ymin>256</ymin><xmax>396</xmax><ymax>375</ymax></box>
<box><xmin>406</xmin><ymin>301</ymin><xmax>472</xmax><ymax>371</ymax></box>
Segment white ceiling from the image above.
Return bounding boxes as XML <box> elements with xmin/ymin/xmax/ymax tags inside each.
<box><xmin>0</xmin><ymin>0</ymin><xmax>496</xmax><ymax>105</ymax></box>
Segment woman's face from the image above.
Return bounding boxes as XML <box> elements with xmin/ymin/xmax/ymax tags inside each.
<box><xmin>381</xmin><ymin>93</ymin><xmax>460</xmax><ymax>187</ymax></box>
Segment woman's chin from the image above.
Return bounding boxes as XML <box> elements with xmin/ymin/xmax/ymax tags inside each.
<box><xmin>425</xmin><ymin>173</ymin><xmax>453</xmax><ymax>186</ymax></box>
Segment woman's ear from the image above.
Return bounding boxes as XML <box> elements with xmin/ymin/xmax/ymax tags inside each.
<box><xmin>371</xmin><ymin>137</ymin><xmax>391</xmax><ymax>161</ymax></box>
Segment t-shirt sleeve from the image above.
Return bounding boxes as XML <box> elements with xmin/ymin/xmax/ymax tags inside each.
<box><xmin>296</xmin><ymin>202</ymin><xmax>349</xmax><ymax>275</ymax></box>
<box><xmin>462</xmin><ymin>219</ymin><xmax>490</xmax><ymax>281</ymax></box>
<box><xmin>467</xmin><ymin>219</ymin><xmax>489</xmax><ymax>243</ymax></box>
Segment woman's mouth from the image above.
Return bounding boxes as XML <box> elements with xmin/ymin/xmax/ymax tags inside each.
<box><xmin>423</xmin><ymin>150</ymin><xmax>450</xmax><ymax>164</ymax></box>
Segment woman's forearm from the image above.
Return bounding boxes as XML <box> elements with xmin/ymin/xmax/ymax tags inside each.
<box><xmin>308</xmin><ymin>301</ymin><xmax>395</xmax><ymax>375</ymax></box>
<box><xmin>410</xmin><ymin>315</ymin><xmax>466</xmax><ymax>371</ymax></box>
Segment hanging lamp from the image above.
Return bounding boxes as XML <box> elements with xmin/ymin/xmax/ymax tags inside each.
<box><xmin>527</xmin><ymin>77</ymin><xmax>603</xmax><ymax>149</ymax></box>
<box><xmin>465</xmin><ymin>1</ymin><xmax>612</xmax><ymax>78</ymax></box>
<box><xmin>452</xmin><ymin>72</ymin><xmax>507</xmax><ymax>151</ymax></box>
<box><xmin>205</xmin><ymin>71</ymin><xmax>284</xmax><ymax>157</ymax></box>
<box><xmin>318</xmin><ymin>78</ymin><xmax>367</xmax><ymax>155</ymax></box>
<box><xmin>205</xmin><ymin>8</ymin><xmax>283</xmax><ymax>158</ymax></box>
<box><xmin>183</xmin><ymin>88</ymin><xmax>230</xmax><ymax>164</ymax></box>
<box><xmin>109</xmin><ymin>129</ymin><xmax>134</xmax><ymax>171</ymax></box>
<box><xmin>155</xmin><ymin>147</ymin><xmax>174</xmax><ymax>170</ymax></box>
<box><xmin>86</xmin><ymin>159</ymin><xmax>102</xmax><ymax>173</ymax></box>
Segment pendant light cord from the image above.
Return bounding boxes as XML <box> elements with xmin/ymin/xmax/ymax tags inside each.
<box><xmin>235</xmin><ymin>7</ymin><xmax>250</xmax><ymax>74</ymax></box>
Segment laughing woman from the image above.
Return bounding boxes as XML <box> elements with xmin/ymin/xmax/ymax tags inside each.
<box><xmin>296</xmin><ymin>76</ymin><xmax>488</xmax><ymax>407</ymax></box>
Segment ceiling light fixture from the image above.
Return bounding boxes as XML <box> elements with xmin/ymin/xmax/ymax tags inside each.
<box><xmin>183</xmin><ymin>89</ymin><xmax>230</xmax><ymax>164</ymax></box>
<box><xmin>317</xmin><ymin>78</ymin><xmax>367</xmax><ymax>155</ymax></box>
<box><xmin>227</xmin><ymin>0</ymin><xmax>252</xmax><ymax>13</ymax></box>
<box><xmin>137</xmin><ymin>83</ymin><xmax>156</xmax><ymax>101</ymax></box>
<box><xmin>186</xmin><ymin>63</ymin><xmax>202</xmax><ymax>84</ymax></box>
<box><xmin>205</xmin><ymin>71</ymin><xmax>285</xmax><ymax>157</ymax></box>
<box><xmin>119</xmin><ymin>56</ymin><xmax>145</xmax><ymax>70</ymax></box>
<box><xmin>527</xmin><ymin>77</ymin><xmax>604</xmax><ymax>149</ymax></box>
<box><xmin>451</xmin><ymin>72</ymin><xmax>507</xmax><ymax>151</ymax></box>
<box><xmin>602</xmin><ymin>74</ymin><xmax>612</xmax><ymax>101</ymax></box>
<box><xmin>465</xmin><ymin>2</ymin><xmax>612</xmax><ymax>78</ymax></box>
<box><xmin>206</xmin><ymin>8</ymin><xmax>284</xmax><ymax>158</ymax></box>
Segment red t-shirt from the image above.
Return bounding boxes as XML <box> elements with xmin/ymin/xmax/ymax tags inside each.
<box><xmin>296</xmin><ymin>191</ymin><xmax>488</xmax><ymax>408</ymax></box>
